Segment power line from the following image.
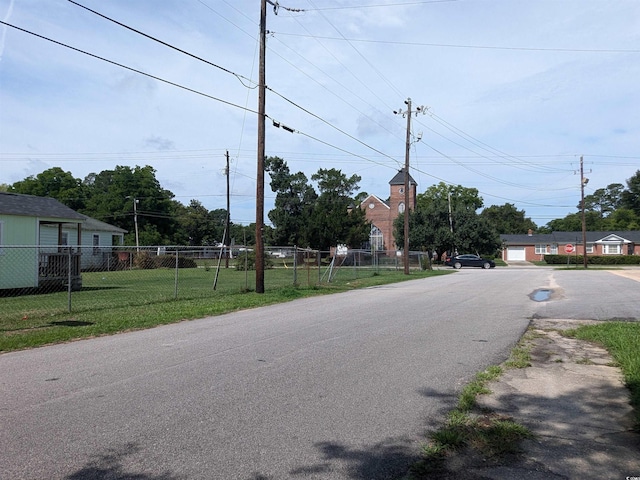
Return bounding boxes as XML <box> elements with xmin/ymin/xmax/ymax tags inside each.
<box><xmin>0</xmin><ymin>21</ymin><xmax>260</xmax><ymax>115</ymax></box>
<box><xmin>62</xmin><ymin>3</ymin><xmax>405</xmax><ymax>170</ymax></box>
<box><xmin>68</xmin><ymin>0</ymin><xmax>257</xmax><ymax>89</ymax></box>
<box><xmin>305</xmin><ymin>0</ymin><xmax>457</xmax><ymax>10</ymax></box>
<box><xmin>274</xmin><ymin>32</ymin><xmax>640</xmax><ymax>53</ymax></box>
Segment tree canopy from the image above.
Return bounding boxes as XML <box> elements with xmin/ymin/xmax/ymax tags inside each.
<box><xmin>398</xmin><ymin>182</ymin><xmax>501</xmax><ymax>257</ymax></box>
<box><xmin>9</xmin><ymin>167</ymin><xmax>88</xmax><ymax>212</ymax></box>
<box><xmin>266</xmin><ymin>159</ymin><xmax>370</xmax><ymax>250</ymax></box>
<box><xmin>541</xmin><ymin>171</ymin><xmax>640</xmax><ymax>232</ymax></box>
<box><xmin>8</xmin><ymin>165</ymin><xmax>233</xmax><ymax>246</ymax></box>
<box><xmin>480</xmin><ymin>203</ymin><xmax>537</xmax><ymax>234</ymax></box>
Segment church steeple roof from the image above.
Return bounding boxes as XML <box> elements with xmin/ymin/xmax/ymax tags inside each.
<box><xmin>389</xmin><ymin>168</ymin><xmax>417</xmax><ymax>186</ymax></box>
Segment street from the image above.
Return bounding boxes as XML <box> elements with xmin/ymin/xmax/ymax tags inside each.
<box><xmin>1</xmin><ymin>268</ymin><xmax>639</xmax><ymax>479</ymax></box>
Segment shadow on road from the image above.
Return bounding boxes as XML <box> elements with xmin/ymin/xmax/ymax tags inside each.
<box><xmin>290</xmin><ymin>437</ymin><xmax>420</xmax><ymax>479</ymax></box>
<box><xmin>64</xmin><ymin>442</ymin><xmax>183</xmax><ymax>480</ymax></box>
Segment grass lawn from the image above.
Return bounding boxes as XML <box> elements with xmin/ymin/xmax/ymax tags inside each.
<box><xmin>565</xmin><ymin>322</ymin><xmax>640</xmax><ymax>426</ymax></box>
<box><xmin>0</xmin><ymin>267</ymin><xmax>450</xmax><ymax>352</ymax></box>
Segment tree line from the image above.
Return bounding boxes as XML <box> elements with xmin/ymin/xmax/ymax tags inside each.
<box><xmin>3</xmin><ymin>163</ymin><xmax>640</xmax><ymax>255</ymax></box>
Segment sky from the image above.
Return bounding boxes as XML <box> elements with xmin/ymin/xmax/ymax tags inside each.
<box><xmin>1</xmin><ymin>0</ymin><xmax>639</xmax><ymax>229</ymax></box>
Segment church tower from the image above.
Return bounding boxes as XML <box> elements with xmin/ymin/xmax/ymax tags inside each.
<box><xmin>388</xmin><ymin>167</ymin><xmax>417</xmax><ymax>220</ymax></box>
<box><xmin>361</xmin><ymin>168</ymin><xmax>418</xmax><ymax>252</ymax></box>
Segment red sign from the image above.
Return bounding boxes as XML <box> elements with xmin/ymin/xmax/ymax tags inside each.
<box><xmin>564</xmin><ymin>244</ymin><xmax>574</xmax><ymax>254</ymax></box>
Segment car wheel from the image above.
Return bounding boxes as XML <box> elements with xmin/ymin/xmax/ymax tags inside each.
<box><xmin>482</xmin><ymin>262</ymin><xmax>491</xmax><ymax>269</ymax></box>
<box><xmin>454</xmin><ymin>262</ymin><xmax>462</xmax><ymax>269</ymax></box>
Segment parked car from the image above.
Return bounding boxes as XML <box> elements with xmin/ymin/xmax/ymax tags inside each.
<box><xmin>445</xmin><ymin>254</ymin><xmax>495</xmax><ymax>269</ymax></box>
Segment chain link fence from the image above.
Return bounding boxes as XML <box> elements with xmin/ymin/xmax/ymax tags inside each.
<box><xmin>0</xmin><ymin>245</ymin><xmax>431</xmax><ymax>322</ymax></box>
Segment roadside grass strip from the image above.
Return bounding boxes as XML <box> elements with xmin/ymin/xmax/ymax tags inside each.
<box><xmin>410</xmin><ymin>333</ymin><xmax>536</xmax><ymax>477</ymax></box>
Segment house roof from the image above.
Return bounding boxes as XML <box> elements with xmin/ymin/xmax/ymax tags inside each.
<box><xmin>501</xmin><ymin>231</ymin><xmax>640</xmax><ymax>244</ymax></box>
<box><xmin>389</xmin><ymin>168</ymin><xmax>417</xmax><ymax>186</ymax></box>
<box><xmin>360</xmin><ymin>194</ymin><xmax>390</xmax><ymax>209</ymax></box>
<box><xmin>78</xmin><ymin>214</ymin><xmax>127</xmax><ymax>234</ymax></box>
<box><xmin>0</xmin><ymin>192</ymin><xmax>85</xmax><ymax>222</ymax></box>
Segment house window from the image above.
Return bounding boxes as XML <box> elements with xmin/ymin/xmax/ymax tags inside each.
<box><xmin>61</xmin><ymin>232</ymin><xmax>68</xmax><ymax>246</ymax></box>
<box><xmin>398</xmin><ymin>202</ymin><xmax>405</xmax><ymax>213</ymax></box>
<box><xmin>93</xmin><ymin>234</ymin><xmax>100</xmax><ymax>255</ymax></box>
<box><xmin>535</xmin><ymin>244</ymin><xmax>547</xmax><ymax>255</ymax></box>
<box><xmin>586</xmin><ymin>243</ymin><xmax>594</xmax><ymax>254</ymax></box>
<box><xmin>370</xmin><ymin>225</ymin><xmax>384</xmax><ymax>251</ymax></box>
<box><xmin>603</xmin><ymin>244</ymin><xmax>621</xmax><ymax>255</ymax></box>
<box><xmin>550</xmin><ymin>244</ymin><xmax>558</xmax><ymax>255</ymax></box>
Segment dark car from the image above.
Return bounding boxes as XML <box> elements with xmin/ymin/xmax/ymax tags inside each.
<box><xmin>445</xmin><ymin>254</ymin><xmax>495</xmax><ymax>269</ymax></box>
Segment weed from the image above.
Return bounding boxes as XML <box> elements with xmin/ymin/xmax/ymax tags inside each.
<box><xmin>576</xmin><ymin>357</ymin><xmax>595</xmax><ymax>365</ymax></box>
<box><xmin>504</xmin><ymin>346</ymin><xmax>531</xmax><ymax>369</ymax></box>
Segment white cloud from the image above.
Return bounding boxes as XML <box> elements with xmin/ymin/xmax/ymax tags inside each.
<box><xmin>0</xmin><ymin>0</ymin><xmax>638</xmax><ymax>227</ymax></box>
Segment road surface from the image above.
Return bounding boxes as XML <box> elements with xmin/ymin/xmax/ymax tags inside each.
<box><xmin>1</xmin><ymin>268</ymin><xmax>638</xmax><ymax>479</ymax></box>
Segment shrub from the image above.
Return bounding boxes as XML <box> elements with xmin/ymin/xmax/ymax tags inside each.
<box><xmin>133</xmin><ymin>252</ymin><xmax>197</xmax><ymax>269</ymax></box>
<box><xmin>235</xmin><ymin>251</ymin><xmax>274</xmax><ymax>271</ymax></box>
<box><xmin>543</xmin><ymin>254</ymin><xmax>640</xmax><ymax>265</ymax></box>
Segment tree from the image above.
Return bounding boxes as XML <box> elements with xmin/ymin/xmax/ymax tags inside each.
<box><xmin>83</xmin><ymin>165</ymin><xmax>178</xmax><ymax>245</ymax></box>
<box><xmin>174</xmin><ymin>200</ymin><xmax>228</xmax><ymax>246</ymax></box>
<box><xmin>307</xmin><ymin>168</ymin><xmax>370</xmax><ymax>250</ymax></box>
<box><xmin>10</xmin><ymin>167</ymin><xmax>88</xmax><ymax>211</ymax></box>
<box><xmin>542</xmin><ymin>211</ymin><xmax>605</xmax><ymax>232</ymax></box>
<box><xmin>416</xmin><ymin>182</ymin><xmax>483</xmax><ymax>212</ymax></box>
<box><xmin>580</xmin><ymin>183</ymin><xmax>624</xmax><ymax>218</ymax></box>
<box><xmin>399</xmin><ymin>182</ymin><xmax>500</xmax><ymax>257</ymax></box>
<box><xmin>606</xmin><ymin>208</ymin><xmax>640</xmax><ymax>231</ymax></box>
<box><xmin>266</xmin><ymin>156</ymin><xmax>317</xmax><ymax>246</ymax></box>
<box><xmin>480</xmin><ymin>203</ymin><xmax>537</xmax><ymax>234</ymax></box>
<box><xmin>621</xmin><ymin>170</ymin><xmax>640</xmax><ymax>217</ymax></box>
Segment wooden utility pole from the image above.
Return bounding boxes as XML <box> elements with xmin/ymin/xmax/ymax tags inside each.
<box><xmin>225</xmin><ymin>150</ymin><xmax>230</xmax><ymax>269</ymax></box>
<box><xmin>402</xmin><ymin>99</ymin><xmax>412</xmax><ymax>275</ymax></box>
<box><xmin>580</xmin><ymin>156</ymin><xmax>588</xmax><ymax>269</ymax></box>
<box><xmin>394</xmin><ymin>98</ymin><xmax>426</xmax><ymax>275</ymax></box>
<box><xmin>255</xmin><ymin>0</ymin><xmax>267</xmax><ymax>293</ymax></box>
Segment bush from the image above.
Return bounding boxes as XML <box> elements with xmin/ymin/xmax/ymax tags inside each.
<box><xmin>133</xmin><ymin>251</ymin><xmax>157</xmax><ymax>269</ymax></box>
<box><xmin>155</xmin><ymin>255</ymin><xmax>198</xmax><ymax>269</ymax></box>
<box><xmin>235</xmin><ymin>251</ymin><xmax>274</xmax><ymax>271</ymax></box>
<box><xmin>133</xmin><ymin>252</ymin><xmax>197</xmax><ymax>269</ymax></box>
<box><xmin>543</xmin><ymin>254</ymin><xmax>640</xmax><ymax>265</ymax></box>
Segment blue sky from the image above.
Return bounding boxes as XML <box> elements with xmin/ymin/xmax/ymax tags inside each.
<box><xmin>1</xmin><ymin>0</ymin><xmax>639</xmax><ymax>228</ymax></box>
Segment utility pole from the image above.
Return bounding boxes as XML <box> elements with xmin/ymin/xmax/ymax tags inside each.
<box><xmin>225</xmin><ymin>150</ymin><xmax>230</xmax><ymax>269</ymax></box>
<box><xmin>126</xmin><ymin>196</ymin><xmax>140</xmax><ymax>252</ymax></box>
<box><xmin>394</xmin><ymin>98</ymin><xmax>426</xmax><ymax>275</ymax></box>
<box><xmin>580</xmin><ymin>155</ymin><xmax>589</xmax><ymax>269</ymax></box>
<box><xmin>255</xmin><ymin>0</ymin><xmax>267</xmax><ymax>293</ymax></box>
<box><xmin>133</xmin><ymin>197</ymin><xmax>139</xmax><ymax>253</ymax></box>
<box><xmin>402</xmin><ymin>99</ymin><xmax>411</xmax><ymax>275</ymax></box>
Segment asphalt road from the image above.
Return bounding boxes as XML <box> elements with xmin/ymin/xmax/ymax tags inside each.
<box><xmin>1</xmin><ymin>267</ymin><xmax>638</xmax><ymax>479</ymax></box>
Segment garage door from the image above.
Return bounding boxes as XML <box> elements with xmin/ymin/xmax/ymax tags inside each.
<box><xmin>507</xmin><ymin>246</ymin><xmax>526</xmax><ymax>261</ymax></box>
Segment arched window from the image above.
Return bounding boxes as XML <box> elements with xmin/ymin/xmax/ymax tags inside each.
<box><xmin>370</xmin><ymin>225</ymin><xmax>384</xmax><ymax>251</ymax></box>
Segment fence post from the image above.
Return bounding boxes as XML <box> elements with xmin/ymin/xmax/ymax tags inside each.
<box><xmin>67</xmin><ymin>248</ymin><xmax>72</xmax><ymax>313</ymax></box>
<box><xmin>174</xmin><ymin>249</ymin><xmax>179</xmax><ymax>299</ymax></box>
<box><xmin>317</xmin><ymin>250</ymin><xmax>321</xmax><ymax>285</ymax></box>
<box><xmin>293</xmin><ymin>245</ymin><xmax>298</xmax><ymax>285</ymax></box>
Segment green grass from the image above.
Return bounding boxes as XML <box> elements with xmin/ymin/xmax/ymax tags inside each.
<box><xmin>0</xmin><ymin>267</ymin><xmax>450</xmax><ymax>352</ymax></box>
<box><xmin>413</xmin><ymin>322</ymin><xmax>640</xmax><ymax>478</ymax></box>
<box><xmin>564</xmin><ymin>322</ymin><xmax>640</xmax><ymax>427</ymax></box>
<box><xmin>411</xmin><ymin>340</ymin><xmax>534</xmax><ymax>478</ymax></box>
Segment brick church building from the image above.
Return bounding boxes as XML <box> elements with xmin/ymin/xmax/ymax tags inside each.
<box><xmin>360</xmin><ymin>168</ymin><xmax>417</xmax><ymax>252</ymax></box>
